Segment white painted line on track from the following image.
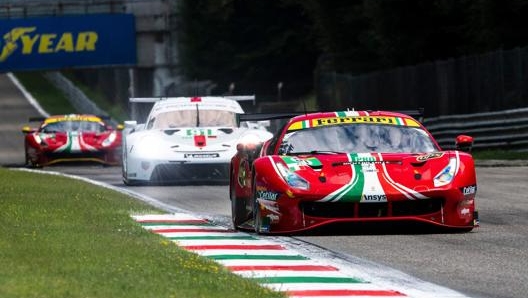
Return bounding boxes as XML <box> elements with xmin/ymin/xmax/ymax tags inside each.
<box><xmin>8</xmin><ymin>72</ymin><xmax>49</xmax><ymax>117</ymax></box>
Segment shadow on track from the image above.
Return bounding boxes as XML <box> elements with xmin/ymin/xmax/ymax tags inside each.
<box><xmin>295</xmin><ymin>221</ymin><xmax>475</xmax><ymax>236</ymax></box>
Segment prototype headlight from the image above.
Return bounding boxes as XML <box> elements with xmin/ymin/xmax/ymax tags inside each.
<box><xmin>237</xmin><ymin>133</ymin><xmax>261</xmax><ymax>151</ymax></box>
<box><xmin>433</xmin><ymin>157</ymin><xmax>457</xmax><ymax>187</ymax></box>
<box><xmin>102</xmin><ymin>131</ymin><xmax>117</xmax><ymax>147</ymax></box>
<box><xmin>276</xmin><ymin>162</ymin><xmax>310</xmax><ymax>190</ymax></box>
<box><xmin>33</xmin><ymin>134</ymin><xmax>43</xmax><ymax>145</ymax></box>
<box><xmin>133</xmin><ymin>136</ymin><xmax>164</xmax><ymax>158</ymax></box>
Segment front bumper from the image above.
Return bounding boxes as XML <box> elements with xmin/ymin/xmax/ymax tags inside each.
<box><xmin>255</xmin><ymin>188</ymin><xmax>477</xmax><ymax>234</ymax></box>
<box><xmin>30</xmin><ymin>149</ymin><xmax>121</xmax><ymax>166</ymax></box>
<box><xmin>125</xmin><ymin>148</ymin><xmax>235</xmax><ymax>184</ymax></box>
<box><xmin>150</xmin><ymin>162</ymin><xmax>230</xmax><ymax>184</ymax></box>
<box><xmin>125</xmin><ymin>157</ymin><xmax>231</xmax><ymax>184</ymax></box>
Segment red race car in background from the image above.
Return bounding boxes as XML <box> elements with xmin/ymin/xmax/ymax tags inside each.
<box><xmin>22</xmin><ymin>114</ymin><xmax>123</xmax><ymax>167</ymax></box>
<box><xmin>230</xmin><ymin>110</ymin><xmax>479</xmax><ymax>234</ymax></box>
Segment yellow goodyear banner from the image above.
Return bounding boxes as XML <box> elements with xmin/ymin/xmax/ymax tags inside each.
<box><xmin>0</xmin><ymin>14</ymin><xmax>136</xmax><ymax>72</ymax></box>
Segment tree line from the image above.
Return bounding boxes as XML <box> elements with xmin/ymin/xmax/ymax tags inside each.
<box><xmin>178</xmin><ymin>0</ymin><xmax>528</xmax><ymax>101</ymax></box>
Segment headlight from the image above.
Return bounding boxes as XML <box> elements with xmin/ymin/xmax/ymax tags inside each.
<box><xmin>237</xmin><ymin>133</ymin><xmax>262</xmax><ymax>151</ymax></box>
<box><xmin>434</xmin><ymin>157</ymin><xmax>457</xmax><ymax>187</ymax></box>
<box><xmin>133</xmin><ymin>136</ymin><xmax>164</xmax><ymax>158</ymax></box>
<box><xmin>102</xmin><ymin>131</ymin><xmax>117</xmax><ymax>147</ymax></box>
<box><xmin>34</xmin><ymin>134</ymin><xmax>43</xmax><ymax>145</ymax></box>
<box><xmin>276</xmin><ymin>162</ymin><xmax>310</xmax><ymax>190</ymax></box>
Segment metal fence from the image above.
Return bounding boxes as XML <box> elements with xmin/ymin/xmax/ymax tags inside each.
<box><xmin>37</xmin><ymin>71</ymin><xmax>528</xmax><ymax>152</ymax></box>
<box><xmin>316</xmin><ymin>47</ymin><xmax>528</xmax><ymax>117</ymax></box>
<box><xmin>42</xmin><ymin>71</ymin><xmax>119</xmax><ymax>125</ymax></box>
<box><xmin>423</xmin><ymin>107</ymin><xmax>528</xmax><ymax>152</ymax></box>
<box><xmin>0</xmin><ymin>0</ymin><xmax>128</xmax><ymax>18</ymax></box>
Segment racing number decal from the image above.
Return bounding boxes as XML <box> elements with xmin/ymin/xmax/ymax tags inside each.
<box><xmin>186</xmin><ymin>128</ymin><xmax>214</xmax><ymax>137</ymax></box>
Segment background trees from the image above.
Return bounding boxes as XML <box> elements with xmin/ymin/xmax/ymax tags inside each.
<box><xmin>178</xmin><ymin>0</ymin><xmax>528</xmax><ymax>101</ymax></box>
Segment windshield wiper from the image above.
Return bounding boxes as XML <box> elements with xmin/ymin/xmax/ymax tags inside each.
<box><xmin>195</xmin><ymin>104</ymin><xmax>200</xmax><ymax>127</ymax></box>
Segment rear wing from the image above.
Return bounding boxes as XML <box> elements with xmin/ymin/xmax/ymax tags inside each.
<box><xmin>129</xmin><ymin>95</ymin><xmax>255</xmax><ymax>104</ymax></box>
<box><xmin>128</xmin><ymin>95</ymin><xmax>257</xmax><ymax>123</ymax></box>
<box><xmin>237</xmin><ymin>109</ymin><xmax>424</xmax><ymax>122</ymax></box>
<box><xmin>237</xmin><ymin>112</ymin><xmax>304</xmax><ymax>123</ymax></box>
<box><xmin>237</xmin><ymin>112</ymin><xmax>306</xmax><ymax>134</ymax></box>
<box><xmin>389</xmin><ymin>108</ymin><xmax>424</xmax><ymax>122</ymax></box>
<box><xmin>28</xmin><ymin>117</ymin><xmax>46</xmax><ymax>122</ymax></box>
<box><xmin>28</xmin><ymin>115</ymin><xmax>112</xmax><ymax>123</ymax></box>
<box><xmin>237</xmin><ymin>108</ymin><xmax>425</xmax><ymax>133</ymax></box>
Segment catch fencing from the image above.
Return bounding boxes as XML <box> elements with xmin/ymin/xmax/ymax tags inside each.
<box><xmin>423</xmin><ymin>108</ymin><xmax>528</xmax><ymax>151</ymax></box>
<box><xmin>316</xmin><ymin>47</ymin><xmax>528</xmax><ymax>117</ymax></box>
<box><xmin>40</xmin><ymin>72</ymin><xmax>528</xmax><ymax>152</ymax></box>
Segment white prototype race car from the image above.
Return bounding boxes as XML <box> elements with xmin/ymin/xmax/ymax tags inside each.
<box><xmin>122</xmin><ymin>96</ymin><xmax>272</xmax><ymax>185</ymax></box>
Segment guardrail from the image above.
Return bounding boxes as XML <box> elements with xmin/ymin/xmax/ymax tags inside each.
<box><xmin>40</xmin><ymin>71</ymin><xmax>528</xmax><ymax>152</ymax></box>
<box><xmin>43</xmin><ymin>71</ymin><xmax>118</xmax><ymax>126</ymax></box>
<box><xmin>423</xmin><ymin>107</ymin><xmax>528</xmax><ymax>151</ymax></box>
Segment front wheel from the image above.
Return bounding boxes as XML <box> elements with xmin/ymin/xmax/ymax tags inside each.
<box><xmin>254</xmin><ymin>198</ymin><xmax>263</xmax><ymax>234</ymax></box>
<box><xmin>230</xmin><ymin>179</ymin><xmax>246</xmax><ymax>229</ymax></box>
<box><xmin>252</xmin><ymin>173</ymin><xmax>268</xmax><ymax>234</ymax></box>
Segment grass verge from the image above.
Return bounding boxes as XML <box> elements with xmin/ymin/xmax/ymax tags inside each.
<box><xmin>14</xmin><ymin>71</ymin><xmax>128</xmax><ymax>122</ymax></box>
<box><xmin>61</xmin><ymin>70</ymin><xmax>129</xmax><ymax>122</ymax></box>
<box><xmin>471</xmin><ymin>149</ymin><xmax>528</xmax><ymax>160</ymax></box>
<box><xmin>13</xmin><ymin>71</ymin><xmax>527</xmax><ymax>160</ymax></box>
<box><xmin>14</xmin><ymin>72</ymin><xmax>77</xmax><ymax>115</ymax></box>
<box><xmin>0</xmin><ymin>168</ymin><xmax>284</xmax><ymax>298</ymax></box>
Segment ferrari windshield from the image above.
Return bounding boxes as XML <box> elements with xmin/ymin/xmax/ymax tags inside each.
<box><xmin>41</xmin><ymin>121</ymin><xmax>105</xmax><ymax>133</ymax></box>
<box><xmin>147</xmin><ymin>109</ymin><xmax>237</xmax><ymax>129</ymax></box>
<box><xmin>279</xmin><ymin>124</ymin><xmax>437</xmax><ymax>154</ymax></box>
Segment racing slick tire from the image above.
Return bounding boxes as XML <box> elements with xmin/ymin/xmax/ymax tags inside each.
<box><xmin>230</xmin><ymin>169</ymin><xmax>246</xmax><ymax>229</ymax></box>
<box><xmin>121</xmin><ymin>150</ymin><xmax>140</xmax><ymax>186</ymax></box>
<box><xmin>123</xmin><ymin>177</ymin><xmax>142</xmax><ymax>186</ymax></box>
<box><xmin>251</xmin><ymin>173</ymin><xmax>265</xmax><ymax>234</ymax></box>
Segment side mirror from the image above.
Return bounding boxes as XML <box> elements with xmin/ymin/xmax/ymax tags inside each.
<box><xmin>124</xmin><ymin>120</ymin><xmax>137</xmax><ymax>129</ymax></box>
<box><xmin>237</xmin><ymin>142</ymin><xmax>257</xmax><ymax>153</ymax></box>
<box><xmin>237</xmin><ymin>133</ymin><xmax>263</xmax><ymax>153</ymax></box>
<box><xmin>22</xmin><ymin>126</ymin><xmax>32</xmax><ymax>133</ymax></box>
<box><xmin>455</xmin><ymin>135</ymin><xmax>473</xmax><ymax>152</ymax></box>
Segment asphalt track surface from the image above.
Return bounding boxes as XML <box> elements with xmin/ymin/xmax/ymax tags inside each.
<box><xmin>2</xmin><ymin>73</ymin><xmax>528</xmax><ymax>298</ymax></box>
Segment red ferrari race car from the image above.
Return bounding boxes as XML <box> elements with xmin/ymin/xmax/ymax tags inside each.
<box><xmin>22</xmin><ymin>114</ymin><xmax>123</xmax><ymax>167</ymax></box>
<box><xmin>230</xmin><ymin>110</ymin><xmax>479</xmax><ymax>234</ymax></box>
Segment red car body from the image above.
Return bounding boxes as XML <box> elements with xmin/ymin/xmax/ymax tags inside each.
<box><xmin>229</xmin><ymin>110</ymin><xmax>478</xmax><ymax>234</ymax></box>
<box><xmin>22</xmin><ymin>114</ymin><xmax>123</xmax><ymax>167</ymax></box>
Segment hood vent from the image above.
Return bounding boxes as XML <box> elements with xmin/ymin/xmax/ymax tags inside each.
<box><xmin>218</xmin><ymin>128</ymin><xmax>234</xmax><ymax>134</ymax></box>
<box><xmin>164</xmin><ymin>129</ymin><xmax>180</xmax><ymax>136</ymax></box>
<box><xmin>309</xmin><ymin>163</ymin><xmax>323</xmax><ymax>170</ymax></box>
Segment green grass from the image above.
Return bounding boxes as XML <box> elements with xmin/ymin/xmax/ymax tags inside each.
<box><xmin>61</xmin><ymin>71</ymin><xmax>129</xmax><ymax>122</ymax></box>
<box><xmin>14</xmin><ymin>71</ymin><xmax>128</xmax><ymax>122</ymax></box>
<box><xmin>14</xmin><ymin>72</ymin><xmax>77</xmax><ymax>115</ymax></box>
<box><xmin>0</xmin><ymin>168</ymin><xmax>284</xmax><ymax>298</ymax></box>
<box><xmin>471</xmin><ymin>149</ymin><xmax>528</xmax><ymax>160</ymax></box>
